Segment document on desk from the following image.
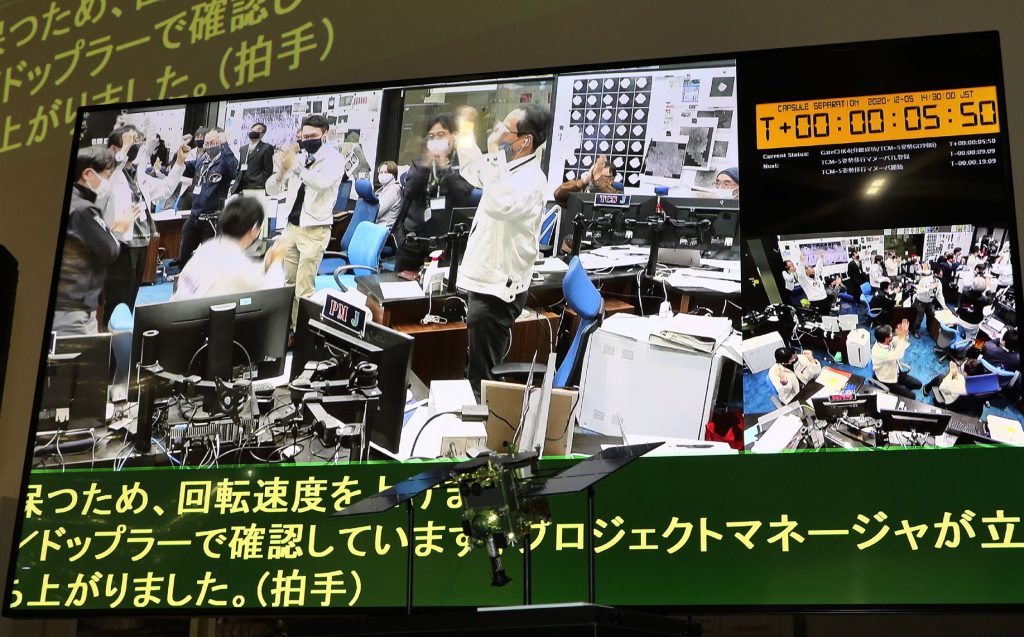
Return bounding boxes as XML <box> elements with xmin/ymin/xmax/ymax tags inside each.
<box><xmin>751</xmin><ymin>414</ymin><xmax>803</xmax><ymax>453</ymax></box>
<box><xmin>533</xmin><ymin>257</ymin><xmax>569</xmax><ymax>274</ymax></box>
<box><xmin>650</xmin><ymin>314</ymin><xmax>733</xmax><ymax>354</ymax></box>
<box><xmin>379</xmin><ymin>281</ymin><xmax>426</xmax><ymax>300</ymax></box>
<box><xmin>987</xmin><ymin>415</ymin><xmax>1024</xmax><ymax>446</ymax></box>
<box><xmin>675</xmin><ymin>266</ymin><xmax>741</xmax><ymax>282</ymax></box>
<box><xmin>578</xmin><ymin>251</ymin><xmax>649</xmax><ymax>270</ymax></box>
<box><xmin>666</xmin><ymin>274</ymin><xmax>741</xmax><ymax>293</ymax></box>
<box><xmin>815</xmin><ymin>367</ymin><xmax>853</xmax><ymax>393</ymax></box>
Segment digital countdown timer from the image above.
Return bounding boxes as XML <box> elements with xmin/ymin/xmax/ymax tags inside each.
<box><xmin>756</xmin><ymin>86</ymin><xmax>1000</xmax><ymax>149</ymax></box>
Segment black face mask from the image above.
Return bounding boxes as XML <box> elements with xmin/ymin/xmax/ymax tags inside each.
<box><xmin>125</xmin><ymin>143</ymin><xmax>140</xmax><ymax>162</ymax></box>
<box><xmin>190</xmin><ymin>138</ymin><xmax>201</xmax><ymax>149</ymax></box>
<box><xmin>248</xmin><ymin>131</ymin><xmax>261</xmax><ymax>141</ymax></box>
<box><xmin>299</xmin><ymin>138</ymin><xmax>323</xmax><ymax>154</ymax></box>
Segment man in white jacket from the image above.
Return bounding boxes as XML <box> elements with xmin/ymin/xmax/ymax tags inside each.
<box><xmin>458</xmin><ymin>103</ymin><xmax>552</xmax><ymax>396</ymax></box>
<box><xmin>265</xmin><ymin>115</ymin><xmax>345</xmax><ymax>325</ymax></box>
<box><xmin>767</xmin><ymin>347</ymin><xmax>822</xmax><ymax>405</ymax></box>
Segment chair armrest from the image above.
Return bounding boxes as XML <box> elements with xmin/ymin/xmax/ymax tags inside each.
<box><xmin>491</xmin><ymin>363</ymin><xmax>549</xmax><ymax>384</ymax></box>
<box><xmin>332</xmin><ymin>264</ymin><xmax>381</xmax><ymax>291</ymax></box>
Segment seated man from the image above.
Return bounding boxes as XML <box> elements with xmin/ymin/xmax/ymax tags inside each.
<box><xmin>871</xmin><ymin>320</ymin><xmax>923</xmax><ymax>399</ymax></box>
<box><xmin>553</xmin><ymin>153</ymin><xmax>618</xmax><ymax>207</ymax></box>
<box><xmin>873</xmin><ymin>280</ymin><xmax>897</xmax><ymax>325</ymax></box>
<box><xmin>768</xmin><ymin>347</ymin><xmax>822</xmax><ymax>405</ymax></box>
<box><xmin>924</xmin><ymin>359</ymin><xmax>985</xmax><ymax>407</ymax></box>
<box><xmin>983</xmin><ymin>328</ymin><xmax>1020</xmax><ymax>373</ymax></box>
<box><xmin>172</xmin><ymin>196</ymin><xmax>287</xmax><ymax>300</ymax></box>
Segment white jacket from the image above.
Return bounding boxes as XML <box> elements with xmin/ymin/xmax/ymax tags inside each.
<box><xmin>171</xmin><ymin>237</ymin><xmax>286</xmax><ymax>301</ymax></box>
<box><xmin>457</xmin><ymin>150</ymin><xmax>547</xmax><ymax>302</ymax></box>
<box><xmin>768</xmin><ymin>356</ymin><xmax>822</xmax><ymax>404</ymax></box>
<box><xmin>265</xmin><ymin>143</ymin><xmax>344</xmax><ymax>228</ymax></box>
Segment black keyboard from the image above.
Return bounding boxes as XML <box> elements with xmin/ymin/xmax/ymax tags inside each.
<box><xmin>947</xmin><ymin>416</ymin><xmax>987</xmax><ymax>438</ymax></box>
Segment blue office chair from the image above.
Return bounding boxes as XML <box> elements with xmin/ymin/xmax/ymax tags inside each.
<box><xmin>979</xmin><ymin>356</ymin><xmax>1020</xmax><ymax>388</ymax></box>
<box><xmin>316</xmin><ymin>221</ymin><xmax>390</xmax><ymax>293</ymax></box>
<box><xmin>320</xmin><ymin>179</ymin><xmax>380</xmax><ymax>275</ymax></box>
<box><xmin>538</xmin><ymin>204</ymin><xmax>561</xmax><ymax>257</ymax></box>
<box><xmin>859</xmin><ymin>282</ymin><xmax>882</xmax><ymax>325</ymax></box>
<box><xmin>333</xmin><ymin>180</ymin><xmax>353</xmax><ymax>214</ymax></box>
<box><xmin>108</xmin><ymin>303</ymin><xmax>135</xmax><ymax>402</ymax></box>
<box><xmin>492</xmin><ymin>256</ymin><xmax>604</xmax><ymax>389</ymax></box>
<box><xmin>935</xmin><ymin>320</ymin><xmax>972</xmax><ymax>362</ymax></box>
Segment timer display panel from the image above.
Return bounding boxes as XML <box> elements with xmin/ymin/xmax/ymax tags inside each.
<box><xmin>756</xmin><ymin>86</ymin><xmax>1000</xmax><ymax>149</ymax></box>
<box><xmin>739</xmin><ymin>32</ymin><xmax>1013</xmax><ymax>238</ymax></box>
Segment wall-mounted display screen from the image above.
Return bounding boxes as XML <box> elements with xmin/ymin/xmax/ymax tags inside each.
<box><xmin>6</xmin><ymin>31</ymin><xmax>1023</xmax><ymax>618</ymax></box>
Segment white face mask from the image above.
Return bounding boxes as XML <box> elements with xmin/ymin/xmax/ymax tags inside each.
<box><xmin>426</xmin><ymin>139</ymin><xmax>449</xmax><ymax>155</ymax></box>
<box><xmin>378</xmin><ymin>172</ymin><xmax>394</xmax><ymax>185</ymax></box>
<box><xmin>86</xmin><ymin>171</ymin><xmax>112</xmax><ymax>197</ymax></box>
<box><xmin>710</xmin><ymin>187</ymin><xmax>738</xmax><ymax>199</ymax></box>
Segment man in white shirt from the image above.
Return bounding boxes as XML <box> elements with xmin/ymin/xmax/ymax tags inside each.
<box><xmin>991</xmin><ymin>250</ymin><xmax>1014</xmax><ymax>294</ymax></box>
<box><xmin>265</xmin><ymin>114</ymin><xmax>345</xmax><ymax>325</ymax></box>
<box><xmin>172</xmin><ymin>197</ymin><xmax>287</xmax><ymax>301</ymax></box>
<box><xmin>780</xmin><ymin>260</ymin><xmax>798</xmax><ymax>305</ymax></box>
<box><xmin>870</xmin><ymin>320</ymin><xmax>922</xmax><ymax>398</ymax></box>
<box><xmin>458</xmin><ymin>103</ymin><xmax>551</xmax><ymax>396</ymax></box>
<box><xmin>884</xmin><ymin>252</ymin><xmax>901</xmax><ymax>278</ymax></box>
<box><xmin>911</xmin><ymin>267</ymin><xmax>946</xmax><ymax>339</ymax></box>
<box><xmin>796</xmin><ymin>251</ymin><xmax>831</xmax><ymax>314</ymax></box>
<box><xmin>868</xmin><ymin>254</ymin><xmax>890</xmax><ymax>294</ymax></box>
<box><xmin>767</xmin><ymin>347</ymin><xmax>822</xmax><ymax>405</ymax></box>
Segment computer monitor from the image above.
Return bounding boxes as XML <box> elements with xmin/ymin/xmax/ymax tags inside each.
<box><xmin>812</xmin><ymin>393</ymin><xmax>878</xmax><ymax>420</ymax></box>
<box><xmin>452</xmin><ymin>207</ymin><xmax>476</xmax><ymax>230</ymax></box>
<box><xmin>879</xmin><ymin>409</ymin><xmax>951</xmax><ymax>436</ymax></box>
<box><xmin>132</xmin><ymin>286</ymin><xmax>293</xmax><ymax>383</ymax></box>
<box><xmin>38</xmin><ymin>333</ymin><xmax>112</xmax><ymax>431</ymax></box>
<box><xmin>659</xmin><ymin>198</ymin><xmax>740</xmax><ymax>254</ymax></box>
<box><xmin>292</xmin><ymin>297</ymin><xmax>414</xmax><ymax>454</ymax></box>
<box><xmin>560</xmin><ymin>192</ymin><xmax>656</xmax><ymax>249</ymax></box>
<box><xmin>994</xmin><ymin>301</ymin><xmax>1016</xmax><ymax>327</ymax></box>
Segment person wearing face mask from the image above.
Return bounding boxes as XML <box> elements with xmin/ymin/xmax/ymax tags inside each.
<box><xmin>457</xmin><ymin>103</ymin><xmax>552</xmax><ymax>397</ymax></box>
<box><xmin>265</xmin><ymin>114</ymin><xmax>345</xmax><ymax>325</ymax></box>
<box><xmin>100</xmin><ymin>125</ymin><xmax>186</xmax><ymax>325</ymax></box>
<box><xmin>767</xmin><ymin>347</ymin><xmax>821</xmax><ymax>405</ymax></box>
<box><xmin>54</xmin><ymin>147</ymin><xmax>140</xmax><ymax>335</ymax></box>
<box><xmin>393</xmin><ymin>113</ymin><xmax>477</xmax><ymax>275</ymax></box>
<box><xmin>553</xmin><ymin>153</ymin><xmax>619</xmax><ymax>207</ymax></box>
<box><xmin>232</xmin><ymin>122</ymin><xmax>275</xmax><ymax>195</ymax></box>
<box><xmin>373</xmin><ymin>161</ymin><xmax>404</xmax><ymax>231</ymax></box>
<box><xmin>871</xmin><ymin>320</ymin><xmax>922</xmax><ymax>399</ymax></box>
<box><xmin>176</xmin><ymin>126</ymin><xmax>239</xmax><ymax>270</ymax></box>
<box><xmin>171</xmin><ymin>197</ymin><xmax>288</xmax><ymax>301</ymax></box>
<box><xmin>712</xmin><ymin>167</ymin><xmax>739</xmax><ymax>198</ymax></box>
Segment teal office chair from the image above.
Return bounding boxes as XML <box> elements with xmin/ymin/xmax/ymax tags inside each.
<box><xmin>538</xmin><ymin>204</ymin><xmax>561</xmax><ymax>257</ymax></box>
<box><xmin>492</xmin><ymin>256</ymin><xmax>604</xmax><ymax>389</ymax></box>
<box><xmin>320</xmin><ymin>178</ymin><xmax>379</xmax><ymax>275</ymax></box>
<box><xmin>316</xmin><ymin>221</ymin><xmax>390</xmax><ymax>293</ymax></box>
<box><xmin>935</xmin><ymin>320</ymin><xmax>972</xmax><ymax>362</ymax></box>
<box><xmin>860</xmin><ymin>282</ymin><xmax>882</xmax><ymax>325</ymax></box>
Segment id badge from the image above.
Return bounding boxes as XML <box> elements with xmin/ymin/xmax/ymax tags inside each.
<box><xmin>240</xmin><ymin>163</ymin><xmax>248</xmax><ymax>171</ymax></box>
<box><xmin>192</xmin><ymin>184</ymin><xmax>202</xmax><ymax>195</ymax></box>
<box><xmin>430</xmin><ymin>197</ymin><xmax>446</xmax><ymax>211</ymax></box>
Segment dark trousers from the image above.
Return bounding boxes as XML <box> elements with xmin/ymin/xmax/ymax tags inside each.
<box><xmin>467</xmin><ymin>290</ymin><xmax>529</xmax><ymax>397</ymax></box>
<box><xmin>394</xmin><ymin>231</ymin><xmax>429</xmax><ymax>273</ymax></box>
<box><xmin>882</xmin><ymin>371</ymin><xmax>923</xmax><ymax>399</ymax></box>
<box><xmin>809</xmin><ymin>297</ymin><xmax>832</xmax><ymax>315</ymax></box>
<box><xmin>177</xmin><ymin>215</ymin><xmax>217</xmax><ymax>269</ymax></box>
<box><xmin>101</xmin><ymin>244</ymin><xmax>147</xmax><ymax>326</ymax></box>
<box><xmin>913</xmin><ymin>299</ymin><xmax>937</xmax><ymax>335</ymax></box>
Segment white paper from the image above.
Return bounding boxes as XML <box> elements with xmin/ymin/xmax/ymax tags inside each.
<box><xmin>988</xmin><ymin>415</ymin><xmax>1024</xmax><ymax>446</ymax></box>
<box><xmin>379</xmin><ymin>281</ymin><xmax>426</xmax><ymax>300</ymax></box>
<box><xmin>750</xmin><ymin>414</ymin><xmax>803</xmax><ymax>453</ymax></box>
<box><xmin>666</xmin><ymin>274</ymin><xmax>741</xmax><ymax>293</ymax></box>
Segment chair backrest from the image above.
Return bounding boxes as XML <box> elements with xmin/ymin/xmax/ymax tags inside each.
<box><xmin>340</xmin><ymin>179</ymin><xmax>380</xmax><ymax>252</ymax></box>
<box><xmin>346</xmin><ymin>222</ymin><xmax>390</xmax><ymax>277</ymax></box>
<box><xmin>965</xmin><ymin>372</ymin><xmax>1001</xmax><ymax>395</ymax></box>
<box><xmin>935</xmin><ymin>321</ymin><xmax>955</xmax><ymax>348</ymax></box>
<box><xmin>539</xmin><ymin>204</ymin><xmax>561</xmax><ymax>248</ymax></box>
<box><xmin>333</xmin><ymin>180</ymin><xmax>353</xmax><ymax>214</ymax></box>
<box><xmin>554</xmin><ymin>257</ymin><xmax>604</xmax><ymax>388</ymax></box>
<box><xmin>859</xmin><ymin>281</ymin><xmax>873</xmax><ymax>299</ymax></box>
